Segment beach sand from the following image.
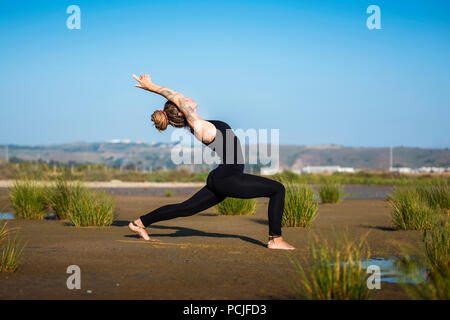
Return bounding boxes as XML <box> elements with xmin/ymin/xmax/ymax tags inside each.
<box><xmin>0</xmin><ymin>190</ymin><xmax>421</xmax><ymax>299</ymax></box>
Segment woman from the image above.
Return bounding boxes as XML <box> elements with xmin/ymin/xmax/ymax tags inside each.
<box><xmin>129</xmin><ymin>74</ymin><xmax>294</xmax><ymax>250</ymax></box>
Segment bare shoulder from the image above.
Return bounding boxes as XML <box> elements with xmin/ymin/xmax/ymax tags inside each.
<box><xmin>196</xmin><ymin>120</ymin><xmax>216</xmax><ymax>144</ymax></box>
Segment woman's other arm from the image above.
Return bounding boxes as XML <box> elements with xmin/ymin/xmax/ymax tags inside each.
<box><xmin>132</xmin><ymin>74</ymin><xmax>216</xmax><ymax>143</ymax></box>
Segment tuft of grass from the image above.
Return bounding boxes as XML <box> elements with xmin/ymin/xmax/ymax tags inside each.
<box><xmin>289</xmin><ymin>232</ymin><xmax>372</xmax><ymax>300</ymax></box>
<box><xmin>282</xmin><ymin>183</ymin><xmax>318</xmax><ymax>228</ymax></box>
<box><xmin>423</xmin><ymin>219</ymin><xmax>449</xmax><ymax>277</ymax></box>
<box><xmin>47</xmin><ymin>178</ymin><xmax>85</xmax><ymax>220</ymax></box>
<box><xmin>396</xmin><ymin>218</ymin><xmax>450</xmax><ymax>300</ymax></box>
<box><xmin>216</xmin><ymin>197</ymin><xmax>256</xmax><ymax>216</ymax></box>
<box><xmin>0</xmin><ymin>222</ymin><xmax>25</xmax><ymax>273</ymax></box>
<box><xmin>164</xmin><ymin>190</ymin><xmax>173</xmax><ymax>198</ymax></box>
<box><xmin>397</xmin><ymin>256</ymin><xmax>450</xmax><ymax>300</ymax></box>
<box><xmin>0</xmin><ymin>222</ymin><xmax>8</xmax><ymax>241</ymax></box>
<box><xmin>67</xmin><ymin>190</ymin><xmax>115</xmax><ymax>227</ymax></box>
<box><xmin>410</xmin><ymin>268</ymin><xmax>450</xmax><ymax>300</ymax></box>
<box><xmin>318</xmin><ymin>183</ymin><xmax>343</xmax><ymax>204</ymax></box>
<box><xmin>388</xmin><ymin>187</ymin><xmax>437</xmax><ymax>230</ymax></box>
<box><xmin>416</xmin><ymin>180</ymin><xmax>450</xmax><ymax>211</ymax></box>
<box><xmin>9</xmin><ymin>180</ymin><xmax>48</xmax><ymax>220</ymax></box>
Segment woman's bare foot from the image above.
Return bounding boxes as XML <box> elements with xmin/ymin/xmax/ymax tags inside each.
<box><xmin>128</xmin><ymin>219</ymin><xmax>150</xmax><ymax>241</ymax></box>
<box><xmin>267</xmin><ymin>237</ymin><xmax>295</xmax><ymax>250</ymax></box>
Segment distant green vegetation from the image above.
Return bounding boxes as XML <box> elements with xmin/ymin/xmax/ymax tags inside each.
<box><xmin>282</xmin><ymin>183</ymin><xmax>318</xmax><ymax>228</ymax></box>
<box><xmin>270</xmin><ymin>170</ymin><xmax>450</xmax><ymax>186</ymax></box>
<box><xmin>388</xmin><ymin>181</ymin><xmax>449</xmax><ymax>230</ymax></box>
<box><xmin>1</xmin><ymin>163</ymin><xmax>449</xmax><ymax>185</ymax></box>
<box><xmin>289</xmin><ymin>232</ymin><xmax>372</xmax><ymax>300</ymax></box>
<box><xmin>0</xmin><ymin>162</ymin><xmax>208</xmax><ymax>183</ymax></box>
<box><xmin>216</xmin><ymin>198</ymin><xmax>256</xmax><ymax>216</ymax></box>
<box><xmin>318</xmin><ymin>184</ymin><xmax>343</xmax><ymax>204</ymax></box>
<box><xmin>9</xmin><ymin>180</ymin><xmax>48</xmax><ymax>220</ymax></box>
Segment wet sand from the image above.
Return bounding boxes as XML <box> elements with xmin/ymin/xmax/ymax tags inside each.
<box><xmin>0</xmin><ymin>189</ymin><xmax>421</xmax><ymax>300</ymax></box>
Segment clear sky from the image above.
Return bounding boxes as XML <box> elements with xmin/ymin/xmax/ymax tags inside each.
<box><xmin>0</xmin><ymin>0</ymin><xmax>449</xmax><ymax>148</ymax></box>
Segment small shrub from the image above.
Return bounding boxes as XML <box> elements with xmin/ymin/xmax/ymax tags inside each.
<box><xmin>388</xmin><ymin>187</ymin><xmax>437</xmax><ymax>230</ymax></box>
<box><xmin>289</xmin><ymin>232</ymin><xmax>372</xmax><ymax>300</ymax></box>
<box><xmin>0</xmin><ymin>222</ymin><xmax>25</xmax><ymax>273</ymax></box>
<box><xmin>47</xmin><ymin>178</ymin><xmax>85</xmax><ymax>220</ymax></box>
<box><xmin>165</xmin><ymin>190</ymin><xmax>173</xmax><ymax>197</ymax></box>
<box><xmin>216</xmin><ymin>198</ymin><xmax>256</xmax><ymax>216</ymax></box>
<box><xmin>318</xmin><ymin>184</ymin><xmax>343</xmax><ymax>204</ymax></box>
<box><xmin>9</xmin><ymin>180</ymin><xmax>48</xmax><ymax>220</ymax></box>
<box><xmin>67</xmin><ymin>190</ymin><xmax>115</xmax><ymax>227</ymax></box>
<box><xmin>282</xmin><ymin>183</ymin><xmax>318</xmax><ymax>228</ymax></box>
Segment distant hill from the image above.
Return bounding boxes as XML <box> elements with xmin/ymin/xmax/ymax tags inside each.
<box><xmin>1</xmin><ymin>142</ymin><xmax>449</xmax><ymax>171</ymax></box>
<box><xmin>280</xmin><ymin>145</ymin><xmax>450</xmax><ymax>171</ymax></box>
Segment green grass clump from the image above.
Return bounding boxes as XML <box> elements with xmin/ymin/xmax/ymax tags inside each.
<box><xmin>282</xmin><ymin>183</ymin><xmax>318</xmax><ymax>228</ymax></box>
<box><xmin>289</xmin><ymin>233</ymin><xmax>372</xmax><ymax>300</ymax></box>
<box><xmin>67</xmin><ymin>190</ymin><xmax>115</xmax><ymax>227</ymax></box>
<box><xmin>318</xmin><ymin>184</ymin><xmax>343</xmax><ymax>204</ymax></box>
<box><xmin>397</xmin><ymin>219</ymin><xmax>450</xmax><ymax>300</ymax></box>
<box><xmin>216</xmin><ymin>198</ymin><xmax>256</xmax><ymax>216</ymax></box>
<box><xmin>164</xmin><ymin>190</ymin><xmax>173</xmax><ymax>197</ymax></box>
<box><xmin>423</xmin><ymin>219</ymin><xmax>449</xmax><ymax>276</ymax></box>
<box><xmin>9</xmin><ymin>180</ymin><xmax>48</xmax><ymax>220</ymax></box>
<box><xmin>408</xmin><ymin>267</ymin><xmax>450</xmax><ymax>300</ymax></box>
<box><xmin>47</xmin><ymin>178</ymin><xmax>85</xmax><ymax>220</ymax></box>
<box><xmin>416</xmin><ymin>180</ymin><xmax>450</xmax><ymax>211</ymax></box>
<box><xmin>388</xmin><ymin>180</ymin><xmax>449</xmax><ymax>230</ymax></box>
<box><xmin>0</xmin><ymin>222</ymin><xmax>25</xmax><ymax>273</ymax></box>
<box><xmin>398</xmin><ymin>255</ymin><xmax>450</xmax><ymax>300</ymax></box>
<box><xmin>388</xmin><ymin>187</ymin><xmax>437</xmax><ymax>230</ymax></box>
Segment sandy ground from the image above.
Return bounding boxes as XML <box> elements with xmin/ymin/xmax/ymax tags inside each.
<box><xmin>0</xmin><ymin>189</ymin><xmax>423</xmax><ymax>300</ymax></box>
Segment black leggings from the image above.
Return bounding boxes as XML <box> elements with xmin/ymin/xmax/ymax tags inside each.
<box><xmin>140</xmin><ymin>168</ymin><xmax>285</xmax><ymax>236</ymax></box>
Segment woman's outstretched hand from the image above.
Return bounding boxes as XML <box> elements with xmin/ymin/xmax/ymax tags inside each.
<box><xmin>132</xmin><ymin>74</ymin><xmax>156</xmax><ymax>91</ymax></box>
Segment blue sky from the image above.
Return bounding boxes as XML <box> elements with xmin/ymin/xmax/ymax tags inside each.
<box><xmin>0</xmin><ymin>0</ymin><xmax>449</xmax><ymax>148</ymax></box>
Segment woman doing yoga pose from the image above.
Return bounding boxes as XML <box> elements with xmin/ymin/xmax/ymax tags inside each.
<box><xmin>129</xmin><ymin>74</ymin><xmax>294</xmax><ymax>250</ymax></box>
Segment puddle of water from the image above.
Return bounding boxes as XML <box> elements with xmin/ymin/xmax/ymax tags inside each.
<box><xmin>0</xmin><ymin>212</ymin><xmax>57</xmax><ymax>220</ymax></box>
<box><xmin>360</xmin><ymin>257</ymin><xmax>429</xmax><ymax>284</ymax></box>
<box><xmin>44</xmin><ymin>212</ymin><xmax>57</xmax><ymax>220</ymax></box>
<box><xmin>0</xmin><ymin>212</ymin><xmax>15</xmax><ymax>220</ymax></box>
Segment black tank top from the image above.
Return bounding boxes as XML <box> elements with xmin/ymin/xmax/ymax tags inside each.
<box><xmin>191</xmin><ymin>120</ymin><xmax>244</xmax><ymax>172</ymax></box>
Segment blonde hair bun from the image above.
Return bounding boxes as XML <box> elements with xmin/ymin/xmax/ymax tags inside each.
<box><xmin>151</xmin><ymin>110</ymin><xmax>168</xmax><ymax>131</ymax></box>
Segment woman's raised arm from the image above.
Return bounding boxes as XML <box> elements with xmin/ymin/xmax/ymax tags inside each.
<box><xmin>132</xmin><ymin>74</ymin><xmax>197</xmax><ymax>127</ymax></box>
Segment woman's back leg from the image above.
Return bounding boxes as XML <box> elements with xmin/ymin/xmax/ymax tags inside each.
<box><xmin>211</xmin><ymin>173</ymin><xmax>285</xmax><ymax>237</ymax></box>
<box><xmin>139</xmin><ymin>186</ymin><xmax>224</xmax><ymax>227</ymax></box>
